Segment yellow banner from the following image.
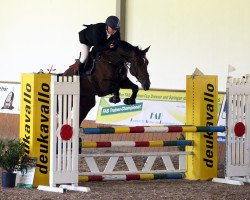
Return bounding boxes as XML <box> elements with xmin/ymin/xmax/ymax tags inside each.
<box><xmin>19</xmin><ymin>74</ymin><xmax>51</xmax><ymax>186</ymax></box>
<box><xmin>186</xmin><ymin>75</ymin><xmax>218</xmax><ymax>180</ymax></box>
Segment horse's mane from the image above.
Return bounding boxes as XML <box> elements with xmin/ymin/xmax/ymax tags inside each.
<box><xmin>117</xmin><ymin>40</ymin><xmax>140</xmax><ymax>52</ymax></box>
<box><xmin>98</xmin><ymin>40</ymin><xmax>139</xmax><ymax>64</ymax></box>
<box><xmin>97</xmin><ymin>40</ymin><xmax>148</xmax><ymax>67</ymax></box>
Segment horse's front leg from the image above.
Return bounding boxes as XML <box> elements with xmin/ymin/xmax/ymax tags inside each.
<box><xmin>109</xmin><ymin>90</ymin><xmax>121</xmax><ymax>104</ymax></box>
<box><xmin>120</xmin><ymin>78</ymin><xmax>138</xmax><ymax>105</ymax></box>
<box><xmin>108</xmin><ymin>81</ymin><xmax>121</xmax><ymax>104</ymax></box>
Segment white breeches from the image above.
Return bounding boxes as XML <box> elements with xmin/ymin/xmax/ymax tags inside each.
<box><xmin>79</xmin><ymin>43</ymin><xmax>90</xmax><ymax>63</ymax></box>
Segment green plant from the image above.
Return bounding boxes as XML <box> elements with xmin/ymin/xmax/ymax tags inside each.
<box><xmin>0</xmin><ymin>139</ymin><xmax>25</xmax><ymax>173</ymax></box>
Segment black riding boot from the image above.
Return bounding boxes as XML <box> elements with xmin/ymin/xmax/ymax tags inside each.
<box><xmin>79</xmin><ymin>62</ymin><xmax>87</xmax><ymax>76</ymax></box>
<box><xmin>85</xmin><ymin>59</ymin><xmax>95</xmax><ymax>75</ymax></box>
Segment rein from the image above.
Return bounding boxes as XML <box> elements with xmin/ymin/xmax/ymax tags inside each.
<box><xmin>96</xmin><ymin>56</ymin><xmax>129</xmax><ymax>80</ymax></box>
<box><xmin>97</xmin><ymin>55</ymin><xmax>127</xmax><ymax>67</ymax></box>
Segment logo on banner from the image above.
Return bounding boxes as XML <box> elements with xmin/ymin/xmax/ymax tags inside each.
<box><xmin>150</xmin><ymin>112</ymin><xmax>163</xmax><ymax>120</ymax></box>
<box><xmin>101</xmin><ymin>103</ymin><xmax>143</xmax><ymax>115</ymax></box>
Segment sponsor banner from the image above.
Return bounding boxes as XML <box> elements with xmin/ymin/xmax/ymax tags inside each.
<box><xmin>96</xmin><ymin>89</ymin><xmax>186</xmax><ymax>126</ymax></box>
<box><xmin>96</xmin><ymin>89</ymin><xmax>225</xmax><ymax>127</ymax></box>
<box><xmin>0</xmin><ymin>82</ymin><xmax>21</xmax><ymax>114</ymax></box>
<box><xmin>19</xmin><ymin>74</ymin><xmax>51</xmax><ymax>186</ymax></box>
<box><xmin>186</xmin><ymin>75</ymin><xmax>218</xmax><ymax>180</ymax></box>
<box><xmin>97</xmin><ymin>98</ymin><xmax>186</xmax><ymax>126</ymax></box>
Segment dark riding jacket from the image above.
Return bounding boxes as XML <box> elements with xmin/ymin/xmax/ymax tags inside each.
<box><xmin>79</xmin><ymin>23</ymin><xmax>120</xmax><ymax>55</ymax></box>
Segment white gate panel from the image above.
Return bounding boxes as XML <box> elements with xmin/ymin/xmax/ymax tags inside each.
<box><xmin>50</xmin><ymin>75</ymin><xmax>80</xmax><ymax>187</ymax></box>
<box><xmin>226</xmin><ymin>76</ymin><xmax>250</xmax><ymax>178</ymax></box>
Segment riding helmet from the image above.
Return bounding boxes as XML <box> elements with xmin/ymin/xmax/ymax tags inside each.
<box><xmin>105</xmin><ymin>16</ymin><xmax>120</xmax><ymax>30</ymax></box>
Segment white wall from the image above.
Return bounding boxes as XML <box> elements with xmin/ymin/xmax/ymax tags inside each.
<box><xmin>0</xmin><ymin>0</ymin><xmax>250</xmax><ymax>92</ymax></box>
<box><xmin>126</xmin><ymin>0</ymin><xmax>250</xmax><ymax>91</ymax></box>
<box><xmin>0</xmin><ymin>0</ymin><xmax>116</xmax><ymax>81</ymax></box>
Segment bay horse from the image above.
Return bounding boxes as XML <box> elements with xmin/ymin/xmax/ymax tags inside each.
<box><xmin>63</xmin><ymin>40</ymin><xmax>151</xmax><ymax>125</ymax></box>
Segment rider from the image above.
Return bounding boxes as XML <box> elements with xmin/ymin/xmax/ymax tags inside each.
<box><xmin>75</xmin><ymin>16</ymin><xmax>121</xmax><ymax>72</ymax></box>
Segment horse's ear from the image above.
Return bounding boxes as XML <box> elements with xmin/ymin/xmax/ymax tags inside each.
<box><xmin>143</xmin><ymin>46</ymin><xmax>151</xmax><ymax>54</ymax></box>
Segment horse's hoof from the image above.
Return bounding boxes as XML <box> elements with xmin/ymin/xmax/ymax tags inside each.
<box><xmin>109</xmin><ymin>96</ymin><xmax>121</xmax><ymax>104</ymax></box>
<box><xmin>124</xmin><ymin>98</ymin><xmax>136</xmax><ymax>105</ymax></box>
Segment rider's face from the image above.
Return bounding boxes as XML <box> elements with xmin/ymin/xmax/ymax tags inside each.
<box><xmin>107</xmin><ymin>26</ymin><xmax>117</xmax><ymax>35</ymax></box>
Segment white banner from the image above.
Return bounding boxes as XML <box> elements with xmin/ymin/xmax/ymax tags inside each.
<box><xmin>96</xmin><ymin>89</ymin><xmax>226</xmax><ymax>142</ymax></box>
<box><xmin>97</xmin><ymin>98</ymin><xmax>186</xmax><ymax>126</ymax></box>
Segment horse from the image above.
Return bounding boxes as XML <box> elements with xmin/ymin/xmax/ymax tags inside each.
<box><xmin>63</xmin><ymin>40</ymin><xmax>151</xmax><ymax>125</ymax></box>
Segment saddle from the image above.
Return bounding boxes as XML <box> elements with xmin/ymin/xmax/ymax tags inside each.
<box><xmin>72</xmin><ymin>51</ymin><xmax>128</xmax><ymax>78</ymax></box>
<box><xmin>79</xmin><ymin>52</ymin><xmax>125</xmax><ymax>77</ymax></box>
